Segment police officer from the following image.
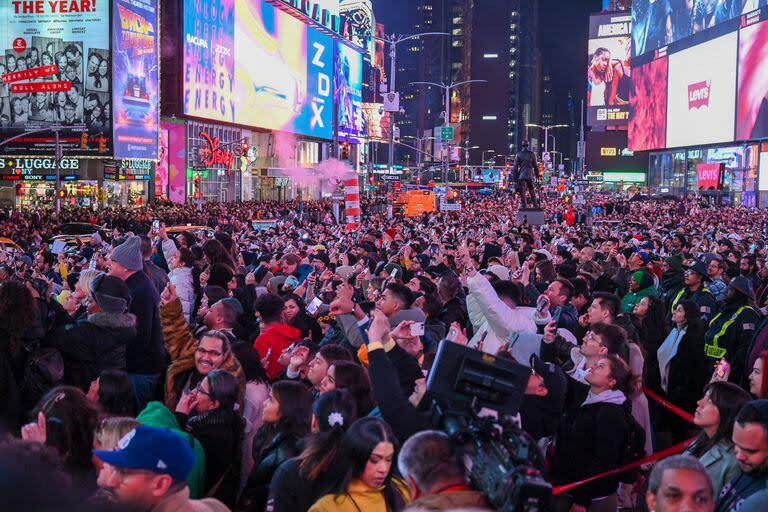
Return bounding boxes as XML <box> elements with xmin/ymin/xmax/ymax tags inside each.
<box><xmin>670</xmin><ymin>261</ymin><xmax>718</xmax><ymax>323</ymax></box>
<box><xmin>704</xmin><ymin>277</ymin><xmax>761</xmax><ymax>386</ymax></box>
<box><xmin>513</xmin><ymin>140</ymin><xmax>540</xmax><ymax>208</ymax></box>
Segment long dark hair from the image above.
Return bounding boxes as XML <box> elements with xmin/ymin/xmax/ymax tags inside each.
<box><xmin>638</xmin><ymin>296</ymin><xmax>669</xmax><ymax>348</ymax></box>
<box><xmin>331</xmin><ymin>417</ymin><xmax>405</xmax><ymax>511</ymax></box>
<box><xmin>272</xmin><ymin>380</ymin><xmax>312</xmax><ymax>439</ymax></box>
<box><xmin>205</xmin><ymin>369</ymin><xmax>239</xmax><ymax>412</ymax></box>
<box><xmin>96</xmin><ymin>369</ymin><xmax>135</xmax><ymax>417</ymax></box>
<box><xmin>0</xmin><ymin>280</ymin><xmax>36</xmax><ymax>351</ymax></box>
<box><xmin>675</xmin><ymin>299</ymin><xmax>706</xmax><ymax>338</ymax></box>
<box><xmin>231</xmin><ymin>341</ymin><xmax>269</xmax><ymax>385</ymax></box>
<box><xmin>32</xmin><ymin>386</ymin><xmax>99</xmax><ymax>475</ymax></box>
<box><xmin>332</xmin><ymin>362</ymin><xmax>375</xmax><ymax>417</ymax></box>
<box><xmin>689</xmin><ymin>381</ymin><xmax>750</xmax><ymax>457</ymax></box>
<box><xmin>298</xmin><ymin>390</ymin><xmax>358</xmax><ymax>480</ymax></box>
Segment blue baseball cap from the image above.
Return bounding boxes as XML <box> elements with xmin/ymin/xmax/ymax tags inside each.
<box><xmin>93</xmin><ymin>425</ymin><xmax>194</xmax><ymax>481</ymax></box>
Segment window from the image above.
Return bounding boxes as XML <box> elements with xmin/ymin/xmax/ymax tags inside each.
<box><xmin>483</xmin><ymin>53</ymin><xmax>499</xmax><ymax>58</ymax></box>
<box><xmin>482</xmin><ymin>115</ymin><xmax>497</xmax><ymax>121</ymax></box>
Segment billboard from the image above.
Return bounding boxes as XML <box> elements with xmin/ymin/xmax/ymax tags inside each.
<box><xmin>233</xmin><ymin>0</ymin><xmax>333</xmax><ymax>139</ymax></box>
<box><xmin>697</xmin><ymin>162</ymin><xmax>724</xmax><ymax>190</ymax></box>
<box><xmin>629</xmin><ymin>56</ymin><xmax>668</xmax><ymax>151</ymax></box>
<box><xmin>587</xmin><ymin>12</ymin><xmax>632</xmax><ymax>126</ymax></box>
<box><xmin>337</xmin><ymin>42</ymin><xmax>364</xmax><ymax>142</ymax></box>
<box><xmin>362</xmin><ymin>102</ymin><xmax>389</xmax><ymax>141</ymax></box>
<box><xmin>586</xmin><ymin>130</ymin><xmax>650</xmax><ymax>172</ymax></box>
<box><xmin>0</xmin><ymin>0</ymin><xmax>112</xmax><ymax>156</ymax></box>
<box><xmin>631</xmin><ymin>0</ymin><xmax>766</xmax><ymax>57</ymax></box>
<box><xmin>182</xmin><ymin>0</ymin><xmax>236</xmax><ymax>123</ymax></box>
<box><xmin>666</xmin><ymin>32</ymin><xmax>737</xmax><ymax>149</ymax></box>
<box><xmin>737</xmin><ymin>16</ymin><xmax>768</xmax><ymax>141</ymax></box>
<box><xmin>112</xmin><ymin>0</ymin><xmax>159</xmax><ymax>159</ymax></box>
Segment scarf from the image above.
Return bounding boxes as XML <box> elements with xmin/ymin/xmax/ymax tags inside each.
<box><xmin>657</xmin><ymin>325</ymin><xmax>687</xmax><ymax>392</ymax></box>
<box><xmin>582</xmin><ymin>388</ymin><xmax>627</xmax><ymax>406</ymax></box>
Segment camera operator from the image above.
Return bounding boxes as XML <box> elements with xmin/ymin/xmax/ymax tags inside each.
<box><xmin>398</xmin><ymin>430</ymin><xmax>492</xmax><ymax>511</ymax></box>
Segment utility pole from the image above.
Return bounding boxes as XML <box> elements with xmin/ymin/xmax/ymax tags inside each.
<box><xmin>377</xmin><ymin>31</ymin><xmax>449</xmax><ymax>218</ymax></box>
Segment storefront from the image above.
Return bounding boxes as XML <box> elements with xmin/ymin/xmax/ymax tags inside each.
<box><xmin>648</xmin><ymin>143</ymin><xmax>759</xmax><ymax>206</ymax></box>
<box><xmin>186</xmin><ymin>121</ymin><xmax>244</xmax><ymax>202</ymax></box>
<box><xmin>0</xmin><ymin>157</ymin><xmax>90</xmax><ymax>208</ymax></box>
<box><xmin>103</xmin><ymin>160</ymin><xmax>152</xmax><ymax>206</ymax></box>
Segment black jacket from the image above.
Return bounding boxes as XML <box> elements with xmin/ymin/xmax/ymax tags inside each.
<box><xmin>267</xmin><ymin>456</ymin><xmax>343</xmax><ymax>512</ymax></box>
<box><xmin>552</xmin><ymin>400</ymin><xmax>629</xmax><ymax>505</ymax></box>
<box><xmin>664</xmin><ymin>326</ymin><xmax>710</xmax><ymax>414</ymax></box>
<box><xmin>242</xmin><ymin>427</ymin><xmax>302</xmax><ymax>512</ymax></box>
<box><xmin>439</xmin><ymin>296</ymin><xmax>469</xmax><ymax>332</ymax></box>
<box><xmin>48</xmin><ymin>312</ymin><xmax>135</xmax><ymax>391</ymax></box>
<box><xmin>125</xmin><ymin>270</ymin><xmax>165</xmax><ymax>374</ymax></box>
<box><xmin>0</xmin><ymin>328</ymin><xmax>22</xmax><ymax>432</ymax></box>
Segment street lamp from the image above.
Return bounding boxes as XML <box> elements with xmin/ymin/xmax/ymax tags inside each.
<box><xmin>525</xmin><ymin>123</ymin><xmax>568</xmax><ymax>159</ymax></box>
<box><xmin>461</xmin><ymin>143</ymin><xmax>479</xmax><ymax>167</ymax></box>
<box><xmin>376</xmin><ymin>31</ymin><xmax>449</xmax><ymax>218</ymax></box>
<box><xmin>410</xmin><ymin>79</ymin><xmax>487</xmax><ymax>194</ymax></box>
<box><xmin>402</xmin><ymin>135</ymin><xmax>436</xmax><ymax>170</ymax></box>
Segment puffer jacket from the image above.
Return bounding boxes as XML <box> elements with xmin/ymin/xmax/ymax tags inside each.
<box><xmin>169</xmin><ymin>265</ymin><xmax>195</xmax><ymax>323</ymax></box>
<box><xmin>160</xmin><ymin>297</ymin><xmax>245</xmax><ymax>411</ymax></box>
<box><xmin>48</xmin><ymin>312</ymin><xmax>135</xmax><ymax>390</ymax></box>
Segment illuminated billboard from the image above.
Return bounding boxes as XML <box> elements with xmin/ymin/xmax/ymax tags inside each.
<box><xmin>233</xmin><ymin>0</ymin><xmax>333</xmax><ymax>139</ymax></box>
<box><xmin>629</xmin><ymin>56</ymin><xmax>668</xmax><ymax>152</ymax></box>
<box><xmin>587</xmin><ymin>130</ymin><xmax>649</xmax><ymax>172</ymax></box>
<box><xmin>631</xmin><ymin>0</ymin><xmax>766</xmax><ymax>57</ymax></box>
<box><xmin>587</xmin><ymin>12</ymin><xmax>632</xmax><ymax>126</ymax></box>
<box><xmin>0</xmin><ymin>0</ymin><xmax>112</xmax><ymax>156</ymax></box>
<box><xmin>737</xmin><ymin>15</ymin><xmax>768</xmax><ymax>141</ymax></box>
<box><xmin>112</xmin><ymin>0</ymin><xmax>158</xmax><ymax>159</ymax></box>
<box><xmin>666</xmin><ymin>32</ymin><xmax>737</xmax><ymax>149</ymax></box>
<box><xmin>337</xmin><ymin>42</ymin><xmax>364</xmax><ymax>142</ymax></box>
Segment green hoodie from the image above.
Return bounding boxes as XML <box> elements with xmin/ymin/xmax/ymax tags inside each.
<box><xmin>136</xmin><ymin>401</ymin><xmax>207</xmax><ymax>499</ymax></box>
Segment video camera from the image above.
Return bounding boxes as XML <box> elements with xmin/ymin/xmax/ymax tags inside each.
<box><xmin>427</xmin><ymin>341</ymin><xmax>552</xmax><ymax>511</ymax></box>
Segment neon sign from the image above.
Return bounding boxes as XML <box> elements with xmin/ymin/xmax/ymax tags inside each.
<box><xmin>198</xmin><ymin>132</ymin><xmax>235</xmax><ymax>170</ymax></box>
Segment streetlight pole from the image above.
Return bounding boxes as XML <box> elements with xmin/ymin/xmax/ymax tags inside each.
<box><xmin>377</xmin><ymin>31</ymin><xmax>449</xmax><ymax>218</ymax></box>
<box><xmin>525</xmin><ymin>123</ymin><xmax>568</xmax><ymax>159</ymax></box>
<box><xmin>411</xmin><ymin>79</ymin><xmax>487</xmax><ymax>195</ymax></box>
<box><xmin>481</xmin><ymin>150</ymin><xmax>495</xmax><ymax>166</ymax></box>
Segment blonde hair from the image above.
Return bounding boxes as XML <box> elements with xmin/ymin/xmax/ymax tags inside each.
<box><xmin>78</xmin><ymin>269</ymin><xmax>104</xmax><ymax>297</ymax></box>
<box><xmin>94</xmin><ymin>417</ymin><xmax>140</xmax><ymax>451</ymax></box>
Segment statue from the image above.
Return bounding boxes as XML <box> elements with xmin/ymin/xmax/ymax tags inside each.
<box><xmin>513</xmin><ymin>140</ymin><xmax>540</xmax><ymax>208</ymax></box>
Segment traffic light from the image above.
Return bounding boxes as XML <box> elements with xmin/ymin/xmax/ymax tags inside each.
<box><xmin>80</xmin><ymin>132</ymin><xmax>88</xmax><ymax>150</ymax></box>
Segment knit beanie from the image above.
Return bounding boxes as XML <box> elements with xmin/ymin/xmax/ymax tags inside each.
<box><xmin>109</xmin><ymin>236</ymin><xmax>143</xmax><ymax>271</ymax></box>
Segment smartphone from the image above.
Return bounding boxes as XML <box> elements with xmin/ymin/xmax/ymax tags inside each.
<box><xmin>536</xmin><ymin>295</ymin><xmax>550</xmax><ymax>314</ymax></box>
<box><xmin>152</xmin><ymin>219</ymin><xmax>160</xmax><ymax>231</ymax></box>
<box><xmin>306</xmin><ymin>296</ymin><xmax>323</xmax><ymax>315</ymax></box>
<box><xmin>409</xmin><ymin>322</ymin><xmax>425</xmax><ymax>336</ymax></box>
<box><xmin>265</xmin><ymin>348</ymin><xmax>273</xmax><ymax>361</ymax></box>
<box><xmin>389</xmin><ymin>267</ymin><xmax>399</xmax><ymax>279</ymax></box>
<box><xmin>716</xmin><ymin>360</ymin><xmax>729</xmax><ymax>379</ymax></box>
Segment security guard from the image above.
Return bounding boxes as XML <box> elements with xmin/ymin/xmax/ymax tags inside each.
<box><xmin>670</xmin><ymin>260</ymin><xmax>718</xmax><ymax>323</ymax></box>
<box><xmin>703</xmin><ymin>276</ymin><xmax>762</xmax><ymax>385</ymax></box>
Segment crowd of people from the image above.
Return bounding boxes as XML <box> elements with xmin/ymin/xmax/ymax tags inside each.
<box><xmin>1</xmin><ymin>191</ymin><xmax>768</xmax><ymax>512</ymax></box>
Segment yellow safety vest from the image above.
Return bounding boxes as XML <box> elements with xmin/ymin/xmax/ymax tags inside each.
<box><xmin>704</xmin><ymin>305</ymin><xmax>753</xmax><ymax>360</ymax></box>
<box><xmin>671</xmin><ymin>286</ymin><xmax>710</xmax><ymax>312</ymax></box>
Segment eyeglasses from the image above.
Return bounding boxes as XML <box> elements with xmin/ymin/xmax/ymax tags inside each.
<box><xmin>196</xmin><ymin>346</ymin><xmax>223</xmax><ymax>358</ymax></box>
<box><xmin>194</xmin><ymin>383</ymin><xmax>213</xmax><ymax>398</ymax></box>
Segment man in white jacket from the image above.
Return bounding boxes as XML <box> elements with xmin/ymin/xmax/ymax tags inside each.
<box><xmin>460</xmin><ymin>247</ymin><xmax>549</xmax><ymax>355</ymax></box>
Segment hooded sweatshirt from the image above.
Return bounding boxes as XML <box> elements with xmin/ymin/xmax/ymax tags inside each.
<box><xmin>137</xmin><ymin>401</ymin><xmax>207</xmax><ymax>499</ymax></box>
<box><xmin>253</xmin><ymin>323</ymin><xmax>302</xmax><ymax>379</ymax></box>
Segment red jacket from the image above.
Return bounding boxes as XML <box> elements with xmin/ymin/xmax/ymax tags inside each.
<box><xmin>253</xmin><ymin>323</ymin><xmax>302</xmax><ymax>379</ymax></box>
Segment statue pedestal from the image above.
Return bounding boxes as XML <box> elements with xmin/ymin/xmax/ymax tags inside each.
<box><xmin>516</xmin><ymin>208</ymin><xmax>546</xmax><ymax>226</ymax></box>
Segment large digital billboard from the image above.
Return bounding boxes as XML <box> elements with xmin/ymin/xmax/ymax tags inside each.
<box><xmin>737</xmin><ymin>16</ymin><xmax>768</xmax><ymax>141</ymax></box>
<box><xmin>182</xmin><ymin>0</ymin><xmax>236</xmax><ymax>123</ymax></box>
<box><xmin>666</xmin><ymin>32</ymin><xmax>737</xmax><ymax>148</ymax></box>
<box><xmin>233</xmin><ymin>0</ymin><xmax>333</xmax><ymax>139</ymax></box>
<box><xmin>587</xmin><ymin>130</ymin><xmax>650</xmax><ymax>172</ymax></box>
<box><xmin>629</xmin><ymin>56</ymin><xmax>668</xmax><ymax>152</ymax></box>
<box><xmin>587</xmin><ymin>12</ymin><xmax>632</xmax><ymax>126</ymax></box>
<box><xmin>112</xmin><ymin>0</ymin><xmax>159</xmax><ymax>159</ymax></box>
<box><xmin>337</xmin><ymin>42</ymin><xmax>364</xmax><ymax>142</ymax></box>
<box><xmin>632</xmin><ymin>0</ymin><xmax>767</xmax><ymax>57</ymax></box>
<box><xmin>0</xmin><ymin>0</ymin><xmax>112</xmax><ymax>156</ymax></box>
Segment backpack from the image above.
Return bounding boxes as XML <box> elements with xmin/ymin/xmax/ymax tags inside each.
<box><xmin>20</xmin><ymin>345</ymin><xmax>65</xmax><ymax>412</ymax></box>
<box><xmin>618</xmin><ymin>407</ymin><xmax>647</xmax><ymax>483</ymax></box>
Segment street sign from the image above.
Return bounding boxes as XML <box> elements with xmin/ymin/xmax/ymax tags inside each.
<box><xmin>440</xmin><ymin>126</ymin><xmax>454</xmax><ymax>142</ymax></box>
<box><xmin>383</xmin><ymin>92</ymin><xmax>400</xmax><ymax>112</ymax></box>
<box><xmin>440</xmin><ymin>202</ymin><xmax>462</xmax><ymax>211</ymax></box>
<box><xmin>542</xmin><ymin>151</ymin><xmax>551</xmax><ymax>163</ymax></box>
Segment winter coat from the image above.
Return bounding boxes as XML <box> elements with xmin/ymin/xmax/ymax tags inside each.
<box><xmin>48</xmin><ymin>312</ymin><xmax>135</xmax><ymax>390</ymax></box>
<box><xmin>268</xmin><ymin>457</ymin><xmax>344</xmax><ymax>512</ymax></box>
<box><xmin>405</xmin><ymin>489</ymin><xmax>492</xmax><ymax>511</ymax></box>
<box><xmin>160</xmin><ymin>297</ymin><xmax>246</xmax><ymax>410</ymax></box>
<box><xmin>144</xmin><ymin>260</ymin><xmax>170</xmax><ymax>295</ymax></box>
<box><xmin>466</xmin><ymin>273</ymin><xmax>547</xmax><ymax>354</ymax></box>
<box><xmin>125</xmin><ymin>270</ymin><xmax>165</xmax><ymax>374</ymax></box>
<box><xmin>242</xmin><ymin>427</ymin><xmax>302</xmax><ymax>512</ymax></box>
<box><xmin>253</xmin><ymin>323</ymin><xmax>303</xmax><ymax>380</ymax></box>
<box><xmin>176</xmin><ymin>407</ymin><xmax>243</xmax><ymax>507</ymax></box>
<box><xmin>552</xmin><ymin>392</ymin><xmax>630</xmax><ymax>506</ymax></box>
<box><xmin>620</xmin><ymin>284</ymin><xmax>658</xmax><ymax>314</ymax></box>
<box><xmin>686</xmin><ymin>439</ymin><xmax>740</xmax><ymax>498</ymax></box>
<box><xmin>137</xmin><ymin>401</ymin><xmax>207</xmax><ymax>499</ymax></box>
<box><xmin>169</xmin><ymin>266</ymin><xmax>195</xmax><ymax>323</ymax></box>
<box><xmin>241</xmin><ymin>380</ymin><xmax>270</xmax><ymax>493</ymax></box>
<box><xmin>148</xmin><ymin>487</ymin><xmax>229</xmax><ymax>512</ymax></box>
<box><xmin>0</xmin><ymin>331</ymin><xmax>21</xmax><ymax>432</ymax></box>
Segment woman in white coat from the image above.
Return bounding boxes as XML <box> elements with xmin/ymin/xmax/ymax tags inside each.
<box><xmin>167</xmin><ymin>247</ymin><xmax>196</xmax><ymax>323</ymax></box>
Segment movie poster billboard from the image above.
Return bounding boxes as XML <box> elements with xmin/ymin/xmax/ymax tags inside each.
<box><xmin>162</xmin><ymin>121</ymin><xmax>186</xmax><ymax>204</ymax></box>
<box><xmin>182</xmin><ymin>0</ymin><xmax>235</xmax><ymax>123</ymax></box>
<box><xmin>737</xmin><ymin>15</ymin><xmax>768</xmax><ymax>141</ymax></box>
<box><xmin>587</xmin><ymin>12</ymin><xmax>632</xmax><ymax>126</ymax></box>
<box><xmin>112</xmin><ymin>0</ymin><xmax>158</xmax><ymax>159</ymax></box>
<box><xmin>666</xmin><ymin>32</ymin><xmax>737</xmax><ymax>149</ymax></box>
<box><xmin>233</xmin><ymin>0</ymin><xmax>333</xmax><ymax>139</ymax></box>
<box><xmin>629</xmin><ymin>56</ymin><xmax>668</xmax><ymax>151</ymax></box>
<box><xmin>337</xmin><ymin>42</ymin><xmax>364</xmax><ymax>142</ymax></box>
<box><xmin>0</xmin><ymin>0</ymin><xmax>112</xmax><ymax>156</ymax></box>
<box><xmin>157</xmin><ymin>127</ymin><xmax>169</xmax><ymax>198</ymax></box>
